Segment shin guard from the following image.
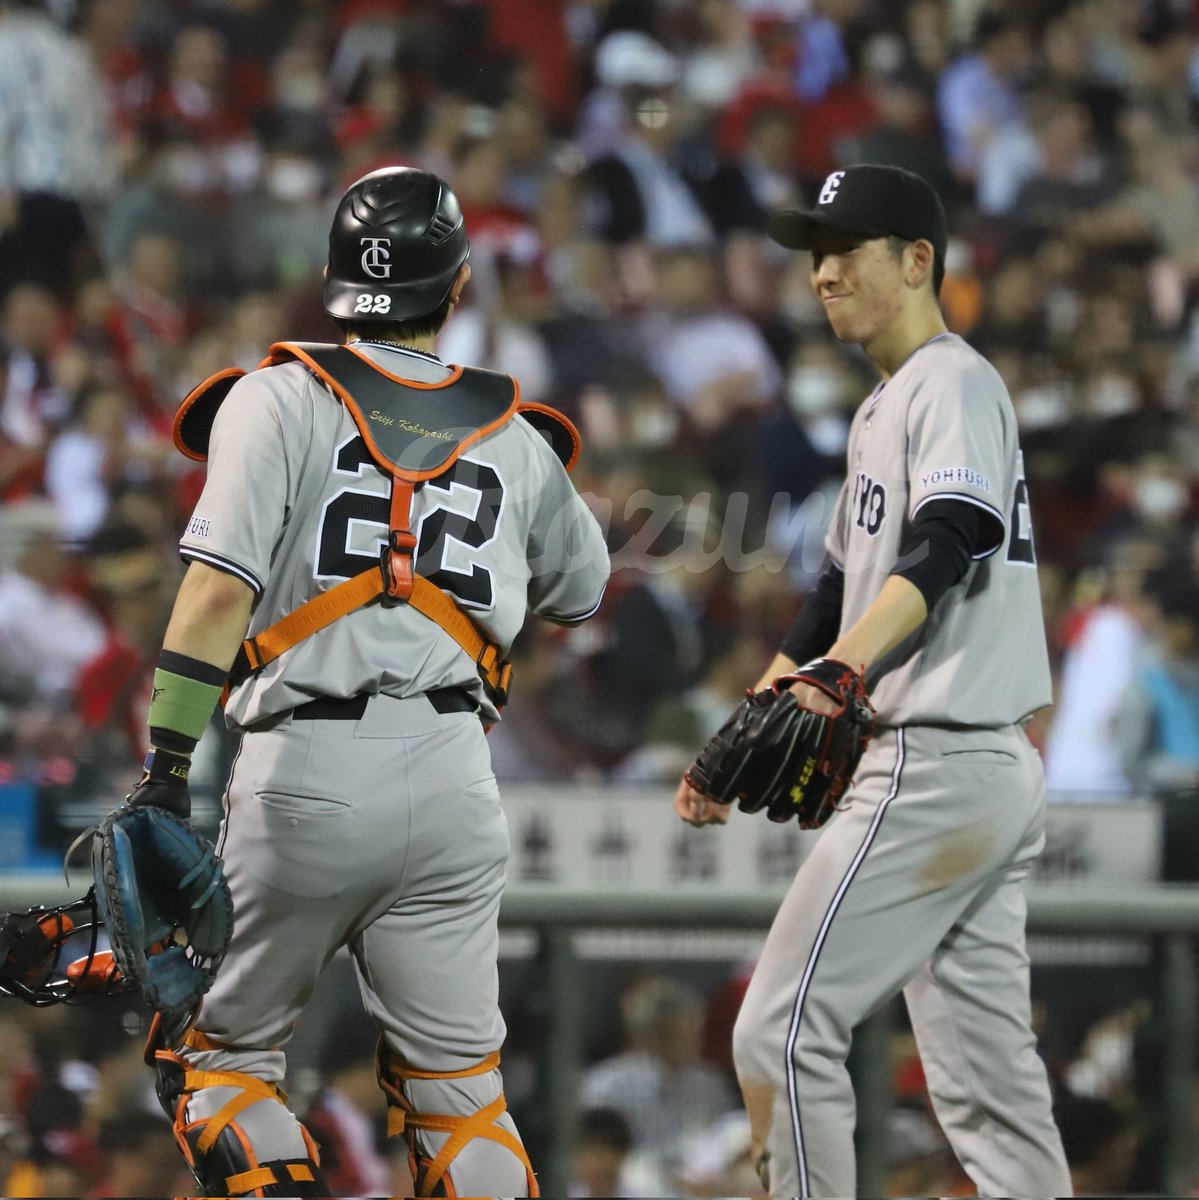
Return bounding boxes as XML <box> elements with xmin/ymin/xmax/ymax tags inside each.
<box><xmin>155</xmin><ymin>1037</ymin><xmax>330</xmax><ymax>1197</ymax></box>
<box><xmin>376</xmin><ymin>1041</ymin><xmax>538</xmax><ymax>1197</ymax></box>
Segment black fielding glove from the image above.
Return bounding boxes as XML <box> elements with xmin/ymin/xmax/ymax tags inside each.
<box><xmin>686</xmin><ymin>659</ymin><xmax>875</xmax><ymax>828</ymax></box>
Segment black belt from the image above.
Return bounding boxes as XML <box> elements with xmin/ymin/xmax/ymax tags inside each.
<box><xmin>291</xmin><ymin>688</ymin><xmax>476</xmax><ymax>721</ymax></box>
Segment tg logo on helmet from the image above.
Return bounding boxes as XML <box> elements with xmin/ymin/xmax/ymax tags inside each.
<box><xmin>360</xmin><ymin>237</ymin><xmax>393</xmax><ymax>279</ymax></box>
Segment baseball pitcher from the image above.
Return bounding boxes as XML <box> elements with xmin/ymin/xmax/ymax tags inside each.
<box><xmin>677</xmin><ymin>165</ymin><xmax>1071</xmax><ymax>1197</ymax></box>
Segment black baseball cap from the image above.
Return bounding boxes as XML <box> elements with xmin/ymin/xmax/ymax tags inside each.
<box><xmin>768</xmin><ymin>164</ymin><xmax>948</xmax><ymax>262</ymax></box>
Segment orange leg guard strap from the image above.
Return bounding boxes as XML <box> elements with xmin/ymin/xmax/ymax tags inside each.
<box><xmin>155</xmin><ymin>1050</ymin><xmax>328</xmax><ymax>1197</ymax></box>
<box><xmin>377</xmin><ymin>1043</ymin><xmax>539</xmax><ymax>1197</ymax></box>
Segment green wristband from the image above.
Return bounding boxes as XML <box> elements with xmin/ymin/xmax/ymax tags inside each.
<box><xmin>148</xmin><ymin>667</ymin><xmax>223</xmax><ymax>745</ymax></box>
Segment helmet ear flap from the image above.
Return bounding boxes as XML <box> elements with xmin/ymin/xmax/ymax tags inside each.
<box><xmin>323</xmin><ymin>167</ymin><xmax>471</xmax><ymax>323</ymax></box>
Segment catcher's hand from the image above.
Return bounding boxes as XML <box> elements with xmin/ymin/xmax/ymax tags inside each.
<box><xmin>685</xmin><ymin>658</ymin><xmax>875</xmax><ymax>827</ymax></box>
<box><xmin>125</xmin><ymin>747</ymin><xmax>193</xmax><ymax>819</ymax></box>
<box><xmin>92</xmin><ymin>804</ymin><xmax>233</xmax><ymax>1046</ymax></box>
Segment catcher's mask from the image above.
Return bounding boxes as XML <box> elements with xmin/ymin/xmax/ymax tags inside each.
<box><xmin>323</xmin><ymin>166</ymin><xmax>470</xmax><ymax>322</ymax></box>
<box><xmin>0</xmin><ymin>888</ymin><xmax>126</xmax><ymax>1006</ymax></box>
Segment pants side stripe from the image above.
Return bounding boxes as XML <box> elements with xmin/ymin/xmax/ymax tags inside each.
<box><xmin>215</xmin><ymin>734</ymin><xmax>245</xmax><ymax>858</ymax></box>
<box><xmin>785</xmin><ymin>728</ymin><xmax>906</xmax><ymax>1196</ymax></box>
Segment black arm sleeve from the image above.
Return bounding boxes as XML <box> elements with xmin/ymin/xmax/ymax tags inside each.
<box><xmin>780</xmin><ymin>563</ymin><xmax>845</xmax><ymax>665</ymax></box>
<box><xmin>892</xmin><ymin>498</ymin><xmax>985</xmax><ymax>612</ymax></box>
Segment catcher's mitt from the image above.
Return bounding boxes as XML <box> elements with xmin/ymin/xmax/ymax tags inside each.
<box><xmin>686</xmin><ymin>658</ymin><xmax>875</xmax><ymax>827</ymax></box>
<box><xmin>92</xmin><ymin>804</ymin><xmax>233</xmax><ymax>1046</ymax></box>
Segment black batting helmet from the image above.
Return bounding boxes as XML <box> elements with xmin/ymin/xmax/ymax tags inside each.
<box><xmin>323</xmin><ymin>166</ymin><xmax>470</xmax><ymax>323</ymax></box>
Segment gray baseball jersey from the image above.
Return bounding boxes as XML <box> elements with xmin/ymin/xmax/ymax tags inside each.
<box><xmin>179</xmin><ymin>344</ymin><xmax>608</xmax><ymax>726</ymax></box>
<box><xmin>175</xmin><ymin>342</ymin><xmax>609</xmax><ymax>1196</ymax></box>
<box><xmin>825</xmin><ymin>332</ymin><xmax>1050</xmax><ymax>726</ymax></box>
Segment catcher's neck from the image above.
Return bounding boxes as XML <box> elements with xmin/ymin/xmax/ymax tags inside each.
<box><xmin>347</xmin><ymin>333</ymin><xmax>438</xmax><ymax>355</ymax></box>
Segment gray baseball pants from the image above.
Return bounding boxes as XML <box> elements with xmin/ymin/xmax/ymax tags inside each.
<box><xmin>733</xmin><ymin>724</ymin><xmax>1071</xmax><ymax>1197</ymax></box>
<box><xmin>184</xmin><ymin>691</ymin><xmax>531</xmax><ymax>1195</ymax></box>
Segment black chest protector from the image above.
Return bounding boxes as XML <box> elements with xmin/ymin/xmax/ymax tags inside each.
<box><xmin>174</xmin><ymin>341</ymin><xmax>582</xmax><ymax>708</ymax></box>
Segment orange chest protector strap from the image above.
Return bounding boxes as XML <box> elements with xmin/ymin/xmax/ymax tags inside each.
<box><xmin>175</xmin><ymin>342</ymin><xmax>583</xmax><ymax>709</ymax></box>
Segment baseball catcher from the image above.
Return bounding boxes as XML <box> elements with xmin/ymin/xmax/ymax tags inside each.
<box><xmin>127</xmin><ymin>163</ymin><xmax>606</xmax><ymax>1200</ymax></box>
<box><xmin>686</xmin><ymin>658</ymin><xmax>875</xmax><ymax>827</ymax></box>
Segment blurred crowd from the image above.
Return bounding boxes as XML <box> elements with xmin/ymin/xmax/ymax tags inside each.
<box><xmin>0</xmin><ymin>962</ymin><xmax>1186</xmax><ymax>1196</ymax></box>
<box><xmin>1</xmin><ymin>0</ymin><xmax>1198</xmax><ymax>809</ymax></box>
<box><xmin>2</xmin><ymin>0</ymin><xmax>1199</xmax><ymax>1190</ymax></box>
<box><xmin>567</xmin><ymin>970</ymin><xmax>1172</xmax><ymax>1195</ymax></box>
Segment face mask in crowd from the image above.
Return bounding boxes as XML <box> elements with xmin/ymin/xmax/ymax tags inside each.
<box><xmin>1134</xmin><ymin>475</ymin><xmax>1189</xmax><ymax>522</ymax></box>
<box><xmin>267</xmin><ymin>159</ymin><xmax>324</xmax><ymax>204</ymax></box>
<box><xmin>786</xmin><ymin>366</ymin><xmax>844</xmax><ymax>418</ymax></box>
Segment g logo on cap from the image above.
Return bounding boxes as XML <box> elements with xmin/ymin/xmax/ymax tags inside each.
<box><xmin>360</xmin><ymin>237</ymin><xmax>393</xmax><ymax>279</ymax></box>
<box><xmin>818</xmin><ymin>171</ymin><xmax>846</xmax><ymax>206</ymax></box>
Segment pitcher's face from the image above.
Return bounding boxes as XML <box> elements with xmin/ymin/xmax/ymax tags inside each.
<box><xmin>808</xmin><ymin>229</ymin><xmax>907</xmax><ymax>347</ymax></box>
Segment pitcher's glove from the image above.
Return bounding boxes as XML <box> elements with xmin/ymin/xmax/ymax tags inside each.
<box><xmin>92</xmin><ymin>803</ymin><xmax>233</xmax><ymax>1046</ymax></box>
<box><xmin>685</xmin><ymin>658</ymin><xmax>875</xmax><ymax>827</ymax></box>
